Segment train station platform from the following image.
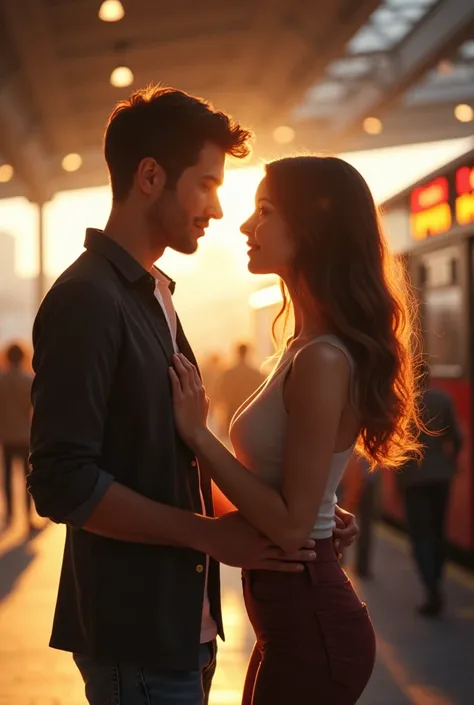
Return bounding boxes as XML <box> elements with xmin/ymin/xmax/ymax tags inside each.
<box><xmin>0</xmin><ymin>514</ymin><xmax>473</xmax><ymax>704</ymax></box>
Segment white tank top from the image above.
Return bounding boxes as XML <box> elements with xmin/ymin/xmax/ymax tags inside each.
<box><xmin>229</xmin><ymin>335</ymin><xmax>357</xmax><ymax>540</ymax></box>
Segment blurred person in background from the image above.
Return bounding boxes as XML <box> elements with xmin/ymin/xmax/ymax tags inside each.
<box><xmin>397</xmin><ymin>361</ymin><xmax>462</xmax><ymax>618</ymax></box>
<box><xmin>170</xmin><ymin>155</ymin><xmax>424</xmax><ymax>704</ymax></box>
<box><xmin>27</xmin><ymin>86</ymin><xmax>358</xmax><ymax>705</ymax></box>
<box><xmin>0</xmin><ymin>342</ymin><xmax>33</xmax><ymax>530</ymax></box>
<box><xmin>199</xmin><ymin>352</ymin><xmax>224</xmax><ymax>435</ymax></box>
<box><xmin>341</xmin><ymin>453</ymin><xmax>380</xmax><ymax>579</ymax></box>
<box><xmin>214</xmin><ymin>343</ymin><xmax>264</xmax><ymax>441</ymax></box>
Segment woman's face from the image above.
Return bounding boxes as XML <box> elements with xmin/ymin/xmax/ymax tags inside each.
<box><xmin>240</xmin><ymin>178</ymin><xmax>297</xmax><ymax>276</ymax></box>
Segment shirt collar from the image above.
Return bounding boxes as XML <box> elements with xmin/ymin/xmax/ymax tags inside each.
<box><xmin>84</xmin><ymin>229</ymin><xmax>175</xmax><ymax>293</ymax></box>
<box><xmin>150</xmin><ymin>265</ymin><xmax>176</xmax><ymax>295</ymax></box>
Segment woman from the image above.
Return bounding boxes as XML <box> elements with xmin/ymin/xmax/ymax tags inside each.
<box><xmin>169</xmin><ymin>156</ymin><xmax>422</xmax><ymax>704</ymax></box>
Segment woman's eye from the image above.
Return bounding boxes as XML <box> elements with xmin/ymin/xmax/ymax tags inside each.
<box><xmin>258</xmin><ymin>206</ymin><xmax>268</xmax><ymax>217</ymax></box>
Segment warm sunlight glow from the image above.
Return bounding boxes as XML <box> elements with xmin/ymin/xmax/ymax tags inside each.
<box><xmin>98</xmin><ymin>0</ymin><xmax>124</xmax><ymax>22</ymax></box>
<box><xmin>454</xmin><ymin>104</ymin><xmax>474</xmax><ymax>123</ymax></box>
<box><xmin>110</xmin><ymin>66</ymin><xmax>134</xmax><ymax>88</ymax></box>
<box><xmin>249</xmin><ymin>284</ymin><xmax>282</xmax><ymax>310</ymax></box>
<box><xmin>363</xmin><ymin>117</ymin><xmax>383</xmax><ymax>135</ymax></box>
<box><xmin>61</xmin><ymin>153</ymin><xmax>82</xmax><ymax>173</ymax></box>
<box><xmin>160</xmin><ymin>166</ymin><xmax>265</xmax><ymax>277</ymax></box>
<box><xmin>2</xmin><ymin>138</ymin><xmax>474</xmax><ymax>355</ymax></box>
<box><xmin>3</xmin><ymin>139</ymin><xmax>474</xmax><ymax>282</ymax></box>
<box><xmin>272</xmin><ymin>125</ymin><xmax>295</xmax><ymax>144</ymax></box>
<box><xmin>0</xmin><ymin>164</ymin><xmax>14</xmax><ymax>183</ymax></box>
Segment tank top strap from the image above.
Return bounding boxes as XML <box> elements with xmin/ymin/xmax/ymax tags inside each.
<box><xmin>295</xmin><ymin>334</ymin><xmax>358</xmax><ymax>409</ymax></box>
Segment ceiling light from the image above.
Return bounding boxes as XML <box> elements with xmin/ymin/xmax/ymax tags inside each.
<box><xmin>363</xmin><ymin>117</ymin><xmax>383</xmax><ymax>135</ymax></box>
<box><xmin>272</xmin><ymin>126</ymin><xmax>295</xmax><ymax>145</ymax></box>
<box><xmin>99</xmin><ymin>0</ymin><xmax>125</xmax><ymax>22</ymax></box>
<box><xmin>110</xmin><ymin>66</ymin><xmax>134</xmax><ymax>88</ymax></box>
<box><xmin>62</xmin><ymin>153</ymin><xmax>83</xmax><ymax>172</ymax></box>
<box><xmin>454</xmin><ymin>104</ymin><xmax>474</xmax><ymax>123</ymax></box>
<box><xmin>0</xmin><ymin>164</ymin><xmax>14</xmax><ymax>183</ymax></box>
<box><xmin>437</xmin><ymin>60</ymin><xmax>453</xmax><ymax>75</ymax></box>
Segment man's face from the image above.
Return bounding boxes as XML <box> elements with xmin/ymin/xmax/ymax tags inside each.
<box><xmin>146</xmin><ymin>142</ymin><xmax>225</xmax><ymax>254</ymax></box>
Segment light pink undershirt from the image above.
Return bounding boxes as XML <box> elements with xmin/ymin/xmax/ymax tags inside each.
<box><xmin>152</xmin><ymin>266</ymin><xmax>218</xmax><ymax>644</ymax></box>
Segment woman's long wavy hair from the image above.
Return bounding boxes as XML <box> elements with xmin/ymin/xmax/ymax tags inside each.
<box><xmin>265</xmin><ymin>156</ymin><xmax>423</xmax><ymax>468</ymax></box>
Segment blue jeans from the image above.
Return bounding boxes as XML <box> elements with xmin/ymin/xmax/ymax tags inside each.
<box><xmin>73</xmin><ymin>642</ymin><xmax>217</xmax><ymax>705</ymax></box>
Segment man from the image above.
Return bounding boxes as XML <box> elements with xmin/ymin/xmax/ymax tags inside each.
<box><xmin>340</xmin><ymin>452</ymin><xmax>379</xmax><ymax>579</ymax></box>
<box><xmin>398</xmin><ymin>362</ymin><xmax>462</xmax><ymax>617</ymax></box>
<box><xmin>214</xmin><ymin>343</ymin><xmax>265</xmax><ymax>439</ymax></box>
<box><xmin>0</xmin><ymin>343</ymin><xmax>33</xmax><ymax>529</ymax></box>
<box><xmin>28</xmin><ymin>86</ymin><xmax>357</xmax><ymax>705</ymax></box>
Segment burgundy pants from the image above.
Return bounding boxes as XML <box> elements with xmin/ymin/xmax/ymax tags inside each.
<box><xmin>241</xmin><ymin>539</ymin><xmax>376</xmax><ymax>705</ymax></box>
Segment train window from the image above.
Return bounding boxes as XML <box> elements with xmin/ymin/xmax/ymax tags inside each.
<box><xmin>422</xmin><ymin>286</ymin><xmax>463</xmax><ymax>378</ymax></box>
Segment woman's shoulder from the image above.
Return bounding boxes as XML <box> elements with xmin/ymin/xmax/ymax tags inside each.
<box><xmin>289</xmin><ymin>341</ymin><xmax>352</xmax><ymax>402</ymax></box>
<box><xmin>293</xmin><ymin>337</ymin><xmax>352</xmax><ymax>374</ymax></box>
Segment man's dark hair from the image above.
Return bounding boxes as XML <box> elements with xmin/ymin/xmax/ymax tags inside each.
<box><xmin>104</xmin><ymin>85</ymin><xmax>252</xmax><ymax>201</ymax></box>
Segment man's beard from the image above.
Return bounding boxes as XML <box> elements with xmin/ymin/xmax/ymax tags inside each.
<box><xmin>146</xmin><ymin>192</ymin><xmax>194</xmax><ymax>254</ymax></box>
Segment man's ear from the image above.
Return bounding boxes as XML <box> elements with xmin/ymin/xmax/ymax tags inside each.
<box><xmin>136</xmin><ymin>157</ymin><xmax>166</xmax><ymax>196</ymax></box>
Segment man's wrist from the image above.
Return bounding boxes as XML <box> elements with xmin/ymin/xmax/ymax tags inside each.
<box><xmin>189</xmin><ymin>426</ymin><xmax>213</xmax><ymax>453</ymax></box>
<box><xmin>191</xmin><ymin>513</ymin><xmax>218</xmax><ymax>555</ymax></box>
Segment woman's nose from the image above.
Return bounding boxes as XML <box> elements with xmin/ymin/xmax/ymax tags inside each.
<box><xmin>240</xmin><ymin>214</ymin><xmax>254</xmax><ymax>236</ymax></box>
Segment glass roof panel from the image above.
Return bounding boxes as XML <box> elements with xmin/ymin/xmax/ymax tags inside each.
<box><xmin>460</xmin><ymin>40</ymin><xmax>474</xmax><ymax>60</ymax></box>
<box><xmin>292</xmin><ymin>0</ymin><xmax>443</xmax><ymax>121</ymax></box>
<box><xmin>348</xmin><ymin>0</ymin><xmax>439</xmax><ymax>54</ymax></box>
<box><xmin>327</xmin><ymin>56</ymin><xmax>373</xmax><ymax>79</ymax></box>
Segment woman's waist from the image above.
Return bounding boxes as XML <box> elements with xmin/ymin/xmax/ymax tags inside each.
<box><xmin>242</xmin><ymin>539</ymin><xmax>354</xmax><ymax>603</ymax></box>
<box><xmin>243</xmin><ymin>538</ymin><xmax>339</xmax><ymax>581</ymax></box>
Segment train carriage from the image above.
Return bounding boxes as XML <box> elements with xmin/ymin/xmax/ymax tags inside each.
<box><xmin>381</xmin><ymin>148</ymin><xmax>474</xmax><ymax>567</ymax></box>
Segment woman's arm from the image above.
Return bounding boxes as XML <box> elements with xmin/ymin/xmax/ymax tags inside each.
<box><xmin>171</xmin><ymin>345</ymin><xmax>350</xmax><ymax>553</ymax></box>
<box><xmin>211</xmin><ymin>479</ymin><xmax>237</xmax><ymax>517</ymax></box>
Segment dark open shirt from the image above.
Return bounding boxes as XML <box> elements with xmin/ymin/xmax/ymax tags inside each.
<box><xmin>28</xmin><ymin>229</ymin><xmax>222</xmax><ymax>667</ymax></box>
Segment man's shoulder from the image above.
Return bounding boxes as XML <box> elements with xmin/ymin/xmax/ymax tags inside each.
<box><xmin>35</xmin><ymin>256</ymin><xmax>124</xmax><ymax>332</ymax></box>
<box><xmin>46</xmin><ymin>251</ymin><xmax>123</xmax><ymax>306</ymax></box>
<box><xmin>54</xmin><ymin>250</ymin><xmax>118</xmax><ymax>289</ymax></box>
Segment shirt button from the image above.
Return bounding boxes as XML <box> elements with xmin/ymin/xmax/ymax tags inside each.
<box><xmin>191</xmin><ymin>460</ymin><xmax>197</xmax><ymax>467</ymax></box>
<box><xmin>196</xmin><ymin>564</ymin><xmax>204</xmax><ymax>573</ymax></box>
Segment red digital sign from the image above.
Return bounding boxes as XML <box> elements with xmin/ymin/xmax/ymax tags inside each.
<box><xmin>455</xmin><ymin>166</ymin><xmax>474</xmax><ymax>227</ymax></box>
<box><xmin>409</xmin><ymin>164</ymin><xmax>474</xmax><ymax>240</ymax></box>
<box><xmin>409</xmin><ymin>177</ymin><xmax>451</xmax><ymax>240</ymax></box>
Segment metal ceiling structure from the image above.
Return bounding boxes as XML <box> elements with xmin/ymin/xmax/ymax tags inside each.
<box><xmin>0</xmin><ymin>0</ymin><xmax>474</xmax><ymax>205</ymax></box>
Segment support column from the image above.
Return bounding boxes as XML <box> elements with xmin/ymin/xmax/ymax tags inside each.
<box><xmin>37</xmin><ymin>201</ymin><xmax>45</xmax><ymax>309</ymax></box>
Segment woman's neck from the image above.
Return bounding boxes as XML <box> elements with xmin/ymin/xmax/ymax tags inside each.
<box><xmin>282</xmin><ymin>276</ymin><xmax>330</xmax><ymax>343</ymax></box>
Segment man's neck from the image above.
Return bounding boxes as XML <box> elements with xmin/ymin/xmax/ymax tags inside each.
<box><xmin>104</xmin><ymin>208</ymin><xmax>165</xmax><ymax>271</ymax></box>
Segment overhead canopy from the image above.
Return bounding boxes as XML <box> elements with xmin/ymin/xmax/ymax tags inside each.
<box><xmin>1</xmin><ymin>0</ymin><xmax>473</xmax><ymax>203</ymax></box>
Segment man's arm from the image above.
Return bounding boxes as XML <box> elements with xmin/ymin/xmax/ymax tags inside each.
<box><xmin>28</xmin><ymin>281</ymin><xmax>313</xmax><ymax>570</ymax></box>
<box><xmin>28</xmin><ymin>280</ymin><xmax>213</xmax><ymax>548</ymax></box>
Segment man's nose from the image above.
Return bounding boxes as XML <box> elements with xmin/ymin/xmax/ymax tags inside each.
<box><xmin>209</xmin><ymin>196</ymin><xmax>223</xmax><ymax>221</ymax></box>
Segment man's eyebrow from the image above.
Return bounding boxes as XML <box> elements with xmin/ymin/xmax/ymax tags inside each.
<box><xmin>202</xmin><ymin>174</ymin><xmax>223</xmax><ymax>186</ymax></box>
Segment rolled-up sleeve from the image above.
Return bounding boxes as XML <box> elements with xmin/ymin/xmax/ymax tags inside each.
<box><xmin>28</xmin><ymin>280</ymin><xmax>121</xmax><ymax>526</ymax></box>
